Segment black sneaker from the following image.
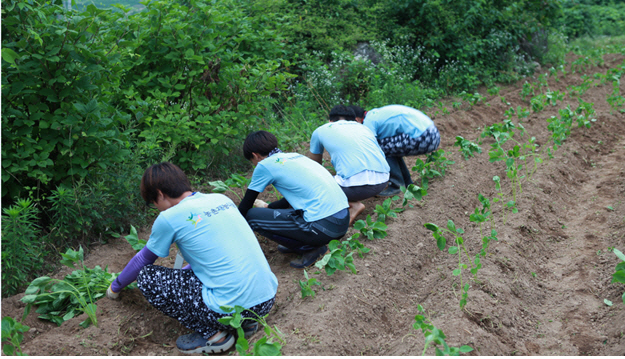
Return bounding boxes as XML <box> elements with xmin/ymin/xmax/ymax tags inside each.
<box><xmin>377</xmin><ymin>186</ymin><xmax>401</xmax><ymax>197</ymax></box>
<box><xmin>289</xmin><ymin>246</ymin><xmax>328</xmax><ymax>269</ymax></box>
<box><xmin>277</xmin><ymin>244</ymin><xmax>317</xmax><ymax>254</ymax></box>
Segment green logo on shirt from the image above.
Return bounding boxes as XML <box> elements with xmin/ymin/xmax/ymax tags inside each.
<box><xmin>186</xmin><ymin>212</ymin><xmax>202</xmax><ymax>228</ymax></box>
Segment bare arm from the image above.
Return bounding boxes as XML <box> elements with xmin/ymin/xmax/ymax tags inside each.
<box><xmin>308</xmin><ymin>152</ymin><xmax>323</xmax><ymax>165</ymax></box>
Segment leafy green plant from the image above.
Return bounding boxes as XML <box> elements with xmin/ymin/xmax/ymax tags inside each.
<box><xmin>424</xmin><ymin>201</ymin><xmax>496</xmax><ymax>310</ymax></box>
<box><xmin>426</xmin><ymin>150</ymin><xmax>455</xmax><ymax>176</ymax></box>
<box><xmin>545</xmin><ymin>90</ymin><xmax>565</xmax><ymax>106</ymax></box>
<box><xmin>343</xmin><ymin>233</ymin><xmax>372</xmax><ymax>258</ymax></box>
<box><xmin>353</xmin><ymin>215</ymin><xmax>388</xmax><ymax>240</ymax></box>
<box><xmin>454</xmin><ymin>136</ymin><xmax>482</xmax><ymax>160</ymax></box>
<box><xmin>487</xmin><ymin>86</ymin><xmax>500</xmax><ymax>96</ymax></box>
<box><xmin>209</xmin><ymin>174</ymin><xmax>251</xmax><ymax>201</ymax></box>
<box><xmin>521</xmin><ymin>81</ymin><xmax>535</xmax><ymax>101</ymax></box>
<box><xmin>492</xmin><ymin>175</ymin><xmax>518</xmax><ymax>225</ymax></box>
<box><xmin>423</xmin><ymin>221</ymin><xmax>470</xmax><ymax>308</ymax></box>
<box><xmin>112</xmin><ymin>225</ymin><xmax>146</xmax><ymax>251</ymax></box>
<box><xmin>374</xmin><ymin>197</ymin><xmax>404</xmax><ymax>224</ymax></box>
<box><xmin>315</xmin><ymin>239</ymin><xmax>358</xmax><ymax>276</ymax></box>
<box><xmin>611</xmin><ymin>248</ymin><xmax>625</xmax><ymax>305</ymax></box>
<box><xmin>1</xmin><ymin>316</ymin><xmax>29</xmax><ymax>356</ymax></box>
<box><xmin>1</xmin><ymin>1</ymin><xmax>131</xmax><ymax>200</ymax></box>
<box><xmin>412</xmin><ymin>305</ymin><xmax>473</xmax><ymax>356</ymax></box>
<box><xmin>21</xmin><ymin>247</ymin><xmax>117</xmax><ymax>328</ymax></box>
<box><xmin>411</xmin><ymin>150</ymin><xmax>455</xmax><ymax>190</ymax></box>
<box><xmin>1</xmin><ymin>198</ymin><xmax>45</xmax><ymax>297</ymax></box>
<box><xmin>400</xmin><ymin>184</ymin><xmax>428</xmax><ymax>208</ymax></box>
<box><xmin>516</xmin><ymin>106</ymin><xmax>531</xmax><ymax>119</ymax></box>
<box><xmin>218</xmin><ymin>305</ymin><xmax>285</xmax><ymax>356</ymax></box>
<box><xmin>298</xmin><ymin>270</ymin><xmax>322</xmax><ymax>299</ymax></box>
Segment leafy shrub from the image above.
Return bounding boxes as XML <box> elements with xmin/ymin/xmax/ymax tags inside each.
<box><xmin>1</xmin><ymin>198</ymin><xmax>45</xmax><ymax>297</ymax></box>
<box><xmin>1</xmin><ymin>1</ymin><xmax>131</xmax><ymax>201</ymax></box>
<box><xmin>115</xmin><ymin>0</ymin><xmax>294</xmax><ymax>172</ymax></box>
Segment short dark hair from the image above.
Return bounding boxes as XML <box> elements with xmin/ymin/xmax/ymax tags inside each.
<box><xmin>348</xmin><ymin>105</ymin><xmax>366</xmax><ymax>119</ymax></box>
<box><xmin>329</xmin><ymin>105</ymin><xmax>356</xmax><ymax>122</ymax></box>
<box><xmin>141</xmin><ymin>162</ymin><xmax>192</xmax><ymax>206</ymax></box>
<box><xmin>243</xmin><ymin>130</ymin><xmax>278</xmax><ymax>160</ymax></box>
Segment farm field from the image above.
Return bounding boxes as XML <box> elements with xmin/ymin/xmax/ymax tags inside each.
<box><xmin>2</xmin><ymin>51</ymin><xmax>625</xmax><ymax>356</ymax></box>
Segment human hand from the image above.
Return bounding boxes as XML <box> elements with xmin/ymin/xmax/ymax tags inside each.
<box><xmin>254</xmin><ymin>199</ymin><xmax>269</xmax><ymax>208</ymax></box>
<box><xmin>106</xmin><ymin>284</ymin><xmax>119</xmax><ymax>300</ymax></box>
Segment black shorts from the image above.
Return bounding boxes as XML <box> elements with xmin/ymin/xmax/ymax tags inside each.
<box><xmin>340</xmin><ymin>182</ymin><xmax>387</xmax><ymax>202</ymax></box>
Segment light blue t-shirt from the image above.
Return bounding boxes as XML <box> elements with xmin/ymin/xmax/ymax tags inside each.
<box><xmin>310</xmin><ymin>120</ymin><xmax>390</xmax><ymax>180</ymax></box>
<box><xmin>147</xmin><ymin>193</ymin><xmax>278</xmax><ymax>314</ymax></box>
<box><xmin>248</xmin><ymin>152</ymin><xmax>348</xmax><ymax>222</ymax></box>
<box><xmin>363</xmin><ymin>105</ymin><xmax>434</xmax><ymax>139</ymax></box>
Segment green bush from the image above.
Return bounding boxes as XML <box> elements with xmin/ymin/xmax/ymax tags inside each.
<box><xmin>1</xmin><ymin>1</ymin><xmax>131</xmax><ymax>201</ymax></box>
<box><xmin>558</xmin><ymin>1</ymin><xmax>625</xmax><ymax>39</ymax></box>
<box><xmin>114</xmin><ymin>0</ymin><xmax>294</xmax><ymax>172</ymax></box>
<box><xmin>1</xmin><ymin>198</ymin><xmax>45</xmax><ymax>297</ymax></box>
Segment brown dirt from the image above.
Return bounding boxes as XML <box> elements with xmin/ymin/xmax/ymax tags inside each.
<box><xmin>3</xmin><ymin>52</ymin><xmax>625</xmax><ymax>356</ymax></box>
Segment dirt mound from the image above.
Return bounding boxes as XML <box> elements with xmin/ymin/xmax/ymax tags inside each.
<box><xmin>3</xmin><ymin>52</ymin><xmax>625</xmax><ymax>356</ymax></box>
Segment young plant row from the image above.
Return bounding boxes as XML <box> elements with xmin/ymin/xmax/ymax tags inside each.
<box><xmin>299</xmin><ymin>149</ymin><xmax>452</xmax><ymax>299</ymax></box>
<box><xmin>424</xmin><ymin>69</ymin><xmax>602</xmax><ymax>311</ymax></box>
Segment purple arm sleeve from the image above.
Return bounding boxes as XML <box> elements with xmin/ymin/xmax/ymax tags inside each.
<box><xmin>111</xmin><ymin>246</ymin><xmax>159</xmax><ymax>292</ymax></box>
<box><xmin>182</xmin><ymin>263</ymin><xmax>192</xmax><ymax>270</ymax></box>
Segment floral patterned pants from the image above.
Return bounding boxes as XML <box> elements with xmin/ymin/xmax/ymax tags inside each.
<box><xmin>137</xmin><ymin>264</ymin><xmax>275</xmax><ymax>339</ymax></box>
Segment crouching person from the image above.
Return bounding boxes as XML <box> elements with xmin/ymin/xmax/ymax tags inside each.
<box><xmin>106</xmin><ymin>162</ymin><xmax>278</xmax><ymax>355</ymax></box>
<box><xmin>238</xmin><ymin>131</ymin><xmax>350</xmax><ymax>268</ymax></box>
<box><xmin>351</xmin><ymin>104</ymin><xmax>441</xmax><ymax>196</ymax></box>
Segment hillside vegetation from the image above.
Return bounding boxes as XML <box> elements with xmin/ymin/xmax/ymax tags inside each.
<box><xmin>2</xmin><ymin>0</ymin><xmax>625</xmax><ymax>346</ymax></box>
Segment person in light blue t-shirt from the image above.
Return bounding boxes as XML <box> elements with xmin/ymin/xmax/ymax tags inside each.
<box><xmin>351</xmin><ymin>104</ymin><xmax>441</xmax><ymax>196</ymax></box>
<box><xmin>106</xmin><ymin>162</ymin><xmax>278</xmax><ymax>355</ymax></box>
<box><xmin>309</xmin><ymin>105</ymin><xmax>390</xmax><ymax>225</ymax></box>
<box><xmin>238</xmin><ymin>131</ymin><xmax>350</xmax><ymax>269</ymax></box>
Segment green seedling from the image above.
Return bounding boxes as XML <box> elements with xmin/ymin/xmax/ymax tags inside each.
<box><xmin>426</xmin><ymin>150</ymin><xmax>454</xmax><ymax>177</ymax></box>
<box><xmin>521</xmin><ymin>81</ymin><xmax>535</xmax><ymax>101</ymax></box>
<box><xmin>400</xmin><ymin>184</ymin><xmax>427</xmax><ymax>208</ymax></box>
<box><xmin>412</xmin><ymin>304</ymin><xmax>473</xmax><ymax>356</ymax></box>
<box><xmin>575</xmin><ymin>98</ymin><xmax>597</xmax><ymax>128</ymax></box>
<box><xmin>1</xmin><ymin>316</ymin><xmax>29</xmax><ymax>356</ymax></box>
<box><xmin>516</xmin><ymin>106</ymin><xmax>530</xmax><ymax>119</ymax></box>
<box><xmin>610</xmin><ymin>248</ymin><xmax>625</xmax><ymax>304</ymax></box>
<box><xmin>344</xmin><ymin>233</ymin><xmax>372</xmax><ymax>258</ymax></box>
<box><xmin>353</xmin><ymin>215</ymin><xmax>388</xmax><ymax>240</ymax></box>
<box><xmin>503</xmin><ymin>107</ymin><xmax>515</xmax><ymax>120</ymax></box>
<box><xmin>374</xmin><ymin>197</ymin><xmax>403</xmax><ymax>224</ymax></box>
<box><xmin>112</xmin><ymin>224</ymin><xmax>146</xmax><ymax>251</ymax></box>
<box><xmin>545</xmin><ymin>90</ymin><xmax>565</xmax><ymax>106</ymax></box>
<box><xmin>537</xmin><ymin>73</ymin><xmax>548</xmax><ymax>90</ymax></box>
<box><xmin>530</xmin><ymin>94</ymin><xmax>547</xmax><ymax>112</ymax></box>
<box><xmin>412</xmin><ymin>149</ymin><xmax>455</xmax><ymax>189</ymax></box>
<box><xmin>548</xmin><ymin>66</ymin><xmax>558</xmax><ymax>80</ymax></box>
<box><xmin>424</xmin><ymin>220</ymin><xmax>474</xmax><ymax>308</ymax></box>
<box><xmin>315</xmin><ymin>239</ymin><xmax>357</xmax><ymax>276</ymax></box>
<box><xmin>492</xmin><ymin>176</ymin><xmax>517</xmax><ymax>225</ymax></box>
<box><xmin>218</xmin><ymin>305</ymin><xmax>285</xmax><ymax>356</ymax></box>
<box><xmin>21</xmin><ymin>246</ymin><xmax>116</xmax><ymax>328</ymax></box>
<box><xmin>209</xmin><ymin>173</ymin><xmax>251</xmax><ymax>201</ymax></box>
<box><xmin>298</xmin><ymin>270</ymin><xmax>322</xmax><ymax>299</ymax></box>
<box><xmin>454</xmin><ymin>136</ymin><xmax>482</xmax><ymax>160</ymax></box>
<box><xmin>487</xmin><ymin>86</ymin><xmax>500</xmax><ymax>96</ymax></box>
